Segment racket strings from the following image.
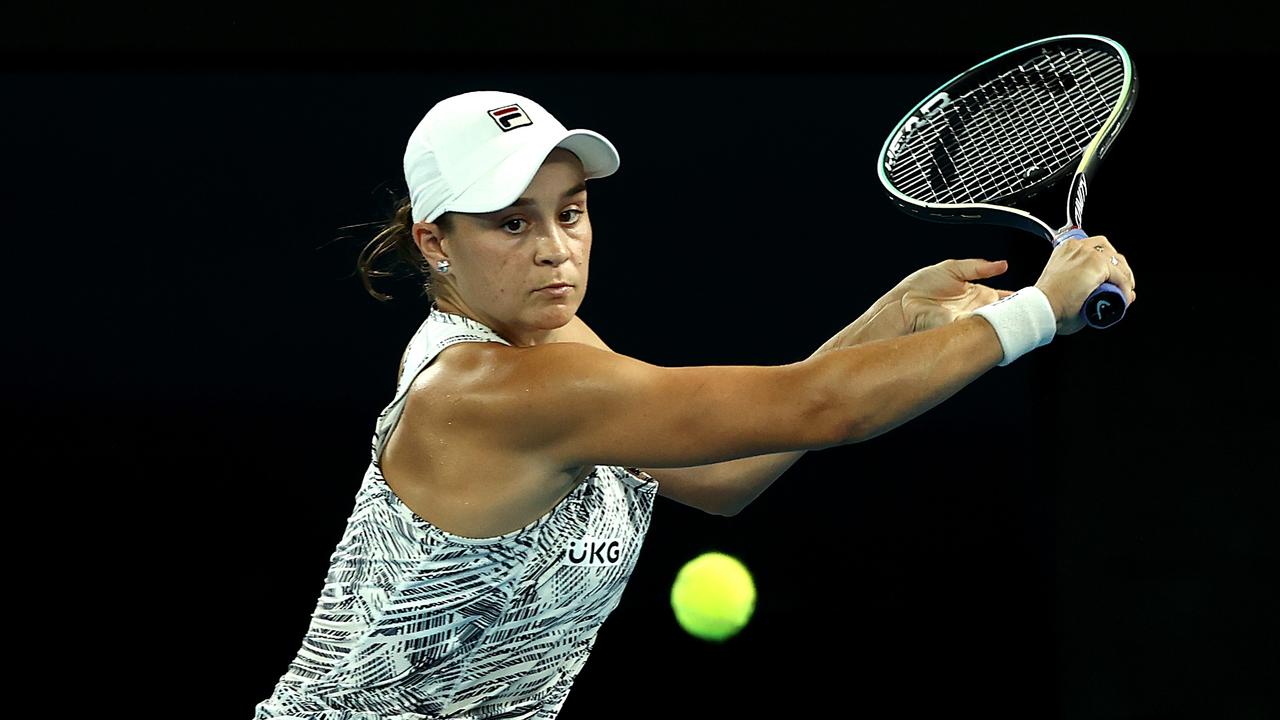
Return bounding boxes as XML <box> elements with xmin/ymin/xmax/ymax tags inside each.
<box><xmin>907</xmin><ymin>47</ymin><xmax>1121</xmax><ymax>201</ymax></box>
<box><xmin>889</xmin><ymin>46</ymin><xmax>1125</xmax><ymax>205</ymax></box>
<box><xmin>911</xmin><ymin>48</ymin><xmax>1121</xmax><ymax>202</ymax></box>
<box><xmin>925</xmin><ymin>48</ymin><xmax>1121</xmax><ymax>201</ymax></box>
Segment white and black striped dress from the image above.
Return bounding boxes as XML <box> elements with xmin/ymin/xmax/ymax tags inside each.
<box><xmin>254</xmin><ymin>308</ymin><xmax>659</xmax><ymax>719</ymax></box>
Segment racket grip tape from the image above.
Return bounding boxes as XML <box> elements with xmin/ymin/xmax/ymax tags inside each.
<box><xmin>1053</xmin><ymin>227</ymin><xmax>1128</xmax><ymax>329</ymax></box>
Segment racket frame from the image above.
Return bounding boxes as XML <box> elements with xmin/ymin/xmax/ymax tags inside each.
<box><xmin>876</xmin><ymin>33</ymin><xmax>1137</xmax><ymax>244</ymax></box>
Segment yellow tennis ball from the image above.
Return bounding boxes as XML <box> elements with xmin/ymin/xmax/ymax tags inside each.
<box><xmin>670</xmin><ymin>551</ymin><xmax>756</xmax><ymax>642</ymax></box>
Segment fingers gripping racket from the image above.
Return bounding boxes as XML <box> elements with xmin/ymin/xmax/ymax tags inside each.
<box><xmin>877</xmin><ymin>34</ymin><xmax>1137</xmax><ymax>329</ymax></box>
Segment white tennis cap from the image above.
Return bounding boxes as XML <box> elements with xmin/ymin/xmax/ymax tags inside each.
<box><xmin>404</xmin><ymin>90</ymin><xmax>621</xmax><ymax>224</ymax></box>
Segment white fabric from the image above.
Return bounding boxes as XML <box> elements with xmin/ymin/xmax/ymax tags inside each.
<box><xmin>971</xmin><ymin>286</ymin><xmax>1057</xmax><ymax>366</ymax></box>
<box><xmin>404</xmin><ymin>90</ymin><xmax>621</xmax><ymax>223</ymax></box>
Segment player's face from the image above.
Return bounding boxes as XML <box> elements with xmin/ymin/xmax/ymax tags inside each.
<box><xmin>425</xmin><ymin>148</ymin><xmax>592</xmax><ymax>346</ymax></box>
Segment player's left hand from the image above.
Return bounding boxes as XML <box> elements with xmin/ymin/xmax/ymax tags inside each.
<box><xmin>895</xmin><ymin>259</ymin><xmax>1016</xmax><ymax>333</ymax></box>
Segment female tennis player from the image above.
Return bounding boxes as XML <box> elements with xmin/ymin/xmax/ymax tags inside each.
<box><xmin>252</xmin><ymin>90</ymin><xmax>1136</xmax><ymax>719</ymax></box>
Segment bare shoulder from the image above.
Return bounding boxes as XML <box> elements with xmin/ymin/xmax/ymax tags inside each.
<box><xmin>401</xmin><ymin>341</ymin><xmax>522</xmax><ymax>437</ymax></box>
<box><xmin>408</xmin><ymin>339</ymin><xmax>508</xmax><ymax>387</ymax></box>
<box><xmin>385</xmin><ymin>340</ymin><xmax>588</xmax><ymax>538</ymax></box>
<box><xmin>403</xmin><ymin>314</ymin><xmax>603</xmax><ymax>390</ymax></box>
<box><xmin>404</xmin><ymin>339</ymin><xmax>614</xmax><ymax>466</ymax></box>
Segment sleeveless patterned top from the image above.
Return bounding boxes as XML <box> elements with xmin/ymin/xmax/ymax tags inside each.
<box><xmin>253</xmin><ymin>308</ymin><xmax>659</xmax><ymax>719</ymax></box>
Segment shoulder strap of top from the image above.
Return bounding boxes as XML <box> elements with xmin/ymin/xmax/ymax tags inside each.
<box><xmin>371</xmin><ymin>309</ymin><xmax>512</xmax><ymax>463</ymax></box>
<box><xmin>396</xmin><ymin>309</ymin><xmax>512</xmax><ymax>394</ymax></box>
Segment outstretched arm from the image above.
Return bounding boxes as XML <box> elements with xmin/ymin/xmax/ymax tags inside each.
<box><xmin>559</xmin><ymin>258</ymin><xmax>1016</xmax><ymax>516</ymax></box>
<box><xmin>558</xmin><ymin>287</ymin><xmax>907</xmax><ymax>516</ymax></box>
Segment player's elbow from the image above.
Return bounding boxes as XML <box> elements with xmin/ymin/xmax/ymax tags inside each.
<box><xmin>675</xmin><ymin>499</ymin><xmax>739</xmax><ymax>517</ymax></box>
<box><xmin>801</xmin><ymin>354</ymin><xmax>876</xmax><ymax>447</ymax></box>
<box><xmin>715</xmin><ymin>499</ymin><xmax>745</xmax><ymax>518</ymax></box>
<box><xmin>840</xmin><ymin>416</ymin><xmax>873</xmax><ymax>445</ymax></box>
<box><xmin>807</xmin><ymin>382</ymin><xmax>867</xmax><ymax>448</ymax></box>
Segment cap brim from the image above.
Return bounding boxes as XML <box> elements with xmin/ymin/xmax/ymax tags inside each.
<box><xmin>557</xmin><ymin>129</ymin><xmax>621</xmax><ymax>180</ymax></box>
<box><xmin>449</xmin><ymin>129</ymin><xmax>620</xmax><ymax>216</ymax></box>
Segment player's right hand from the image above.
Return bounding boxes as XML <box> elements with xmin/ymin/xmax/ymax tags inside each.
<box><xmin>1034</xmin><ymin>235</ymin><xmax>1137</xmax><ymax>336</ymax></box>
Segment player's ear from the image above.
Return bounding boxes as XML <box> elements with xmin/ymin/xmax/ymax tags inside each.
<box><xmin>413</xmin><ymin>219</ymin><xmax>452</xmax><ymax>261</ymax></box>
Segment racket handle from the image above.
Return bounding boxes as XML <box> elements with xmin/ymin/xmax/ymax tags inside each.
<box><xmin>1053</xmin><ymin>227</ymin><xmax>1128</xmax><ymax>329</ymax></box>
<box><xmin>1082</xmin><ymin>282</ymin><xmax>1127</xmax><ymax>328</ymax></box>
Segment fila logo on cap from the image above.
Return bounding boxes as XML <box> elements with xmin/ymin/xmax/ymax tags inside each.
<box><xmin>488</xmin><ymin>104</ymin><xmax>533</xmax><ymax>132</ymax></box>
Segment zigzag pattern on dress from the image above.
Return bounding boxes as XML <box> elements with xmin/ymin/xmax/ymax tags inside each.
<box><xmin>254</xmin><ymin>308</ymin><xmax>659</xmax><ymax>719</ymax></box>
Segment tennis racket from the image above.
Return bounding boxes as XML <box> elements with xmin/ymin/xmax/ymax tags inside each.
<box><xmin>877</xmin><ymin>34</ymin><xmax>1137</xmax><ymax>329</ymax></box>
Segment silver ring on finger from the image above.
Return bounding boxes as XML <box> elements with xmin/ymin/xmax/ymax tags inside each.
<box><xmin>1111</xmin><ymin>256</ymin><xmax>1119</xmax><ymax>266</ymax></box>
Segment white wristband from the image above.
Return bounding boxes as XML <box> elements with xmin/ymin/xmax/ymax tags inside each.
<box><xmin>971</xmin><ymin>286</ymin><xmax>1057</xmax><ymax>366</ymax></box>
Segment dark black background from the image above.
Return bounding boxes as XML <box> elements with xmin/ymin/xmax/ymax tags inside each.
<box><xmin>6</xmin><ymin>2</ymin><xmax>1277</xmax><ymax>718</ymax></box>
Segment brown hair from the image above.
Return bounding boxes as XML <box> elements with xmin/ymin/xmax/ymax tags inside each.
<box><xmin>347</xmin><ymin>194</ymin><xmax>457</xmax><ymax>304</ymax></box>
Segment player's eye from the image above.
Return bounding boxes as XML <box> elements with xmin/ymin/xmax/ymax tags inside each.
<box><xmin>501</xmin><ymin>208</ymin><xmax>584</xmax><ymax>234</ymax></box>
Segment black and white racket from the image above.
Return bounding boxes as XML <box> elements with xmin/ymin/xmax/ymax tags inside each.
<box><xmin>878</xmin><ymin>34</ymin><xmax>1137</xmax><ymax>329</ymax></box>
